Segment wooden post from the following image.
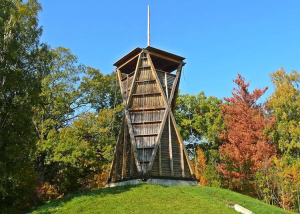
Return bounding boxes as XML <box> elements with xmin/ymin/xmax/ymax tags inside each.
<box><xmin>165</xmin><ymin>72</ymin><xmax>173</xmax><ymax>176</ymax></box>
<box><xmin>107</xmin><ymin>114</ymin><xmax>125</xmax><ymax>181</ymax></box>
<box><xmin>122</xmin><ymin>122</ymin><xmax>127</xmax><ymax>179</ymax></box>
<box><xmin>170</xmin><ymin>111</ymin><xmax>194</xmax><ymax>176</ymax></box>
<box><xmin>130</xmin><ymin>141</ymin><xmax>134</xmax><ymax>176</ymax></box>
<box><xmin>158</xmin><ymin>144</ymin><xmax>162</xmax><ymax>176</ymax></box>
<box><xmin>126</xmin><ymin>54</ymin><xmax>142</xmax><ymax>106</ymax></box>
<box><xmin>168</xmin><ymin>114</ymin><xmax>174</xmax><ymax>176</ymax></box>
<box><xmin>123</xmin><ymin>54</ymin><xmax>143</xmax><ymax>173</ymax></box>
<box><xmin>146</xmin><ymin>52</ymin><xmax>168</xmax><ymax>106</ymax></box>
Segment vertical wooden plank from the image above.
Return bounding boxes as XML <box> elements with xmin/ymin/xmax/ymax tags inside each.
<box><xmin>170</xmin><ymin>111</ymin><xmax>195</xmax><ymax>176</ymax></box>
<box><xmin>145</xmin><ymin>52</ymin><xmax>169</xmax><ymax>174</ymax></box>
<box><xmin>123</xmin><ymin>53</ymin><xmax>143</xmax><ymax>173</ymax></box>
<box><xmin>130</xmin><ymin>142</ymin><xmax>134</xmax><ymax>176</ymax></box>
<box><xmin>126</xmin><ymin>54</ymin><xmax>142</xmax><ymax>106</ymax></box>
<box><xmin>117</xmin><ymin>54</ymin><xmax>143</xmax><ymax>174</ymax></box>
<box><xmin>168</xmin><ymin>64</ymin><xmax>182</xmax><ymax>107</ymax></box>
<box><xmin>168</xmin><ymin>114</ymin><xmax>174</xmax><ymax>176</ymax></box>
<box><xmin>165</xmin><ymin>72</ymin><xmax>173</xmax><ymax>176</ymax></box>
<box><xmin>147</xmin><ymin>64</ymin><xmax>182</xmax><ymax>173</ymax></box>
<box><xmin>146</xmin><ymin>52</ymin><xmax>168</xmax><ymax>106</ymax></box>
<box><xmin>175</xmin><ymin>66</ymin><xmax>185</xmax><ymax>178</ymax></box>
<box><xmin>126</xmin><ymin>74</ymin><xmax>129</xmax><ymax>100</ymax></box>
<box><xmin>108</xmin><ymin>115</ymin><xmax>125</xmax><ymax>182</ymax></box>
<box><xmin>159</xmin><ymin>144</ymin><xmax>162</xmax><ymax>176</ymax></box>
<box><xmin>165</xmin><ymin>72</ymin><xmax>169</xmax><ymax>100</ymax></box>
<box><xmin>180</xmin><ymin>127</ymin><xmax>185</xmax><ymax>177</ymax></box>
<box><xmin>117</xmin><ymin>69</ymin><xmax>127</xmax><ymax>106</ymax></box>
<box><xmin>122</xmin><ymin>123</ymin><xmax>127</xmax><ymax>179</ymax></box>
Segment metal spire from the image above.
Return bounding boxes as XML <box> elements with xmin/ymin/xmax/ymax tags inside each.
<box><xmin>147</xmin><ymin>5</ymin><xmax>150</xmax><ymax>46</ymax></box>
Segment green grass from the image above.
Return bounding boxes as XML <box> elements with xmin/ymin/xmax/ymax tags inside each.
<box><xmin>28</xmin><ymin>184</ymin><xmax>294</xmax><ymax>214</ymax></box>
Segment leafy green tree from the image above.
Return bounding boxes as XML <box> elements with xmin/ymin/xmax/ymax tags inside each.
<box><xmin>33</xmin><ymin>47</ymin><xmax>87</xmax><ymax>184</ymax></box>
<box><xmin>80</xmin><ymin>67</ymin><xmax>122</xmax><ymax>112</ymax></box>
<box><xmin>175</xmin><ymin>91</ymin><xmax>224</xmax><ymax>160</ymax></box>
<box><xmin>43</xmin><ymin>105</ymin><xmax>123</xmax><ymax>193</ymax></box>
<box><xmin>0</xmin><ymin>0</ymin><xmax>51</xmax><ymax>211</ymax></box>
<box><xmin>267</xmin><ymin>68</ymin><xmax>300</xmax><ymax>158</ymax></box>
<box><xmin>33</xmin><ymin>46</ymin><xmax>123</xmax><ymax>196</ymax></box>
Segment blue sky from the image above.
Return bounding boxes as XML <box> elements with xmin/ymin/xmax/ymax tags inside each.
<box><xmin>38</xmin><ymin>0</ymin><xmax>300</xmax><ymax>101</ymax></box>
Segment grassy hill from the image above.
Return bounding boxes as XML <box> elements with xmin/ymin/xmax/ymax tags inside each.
<box><xmin>28</xmin><ymin>184</ymin><xmax>294</xmax><ymax>214</ymax></box>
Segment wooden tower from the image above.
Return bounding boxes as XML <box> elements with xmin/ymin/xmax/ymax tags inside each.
<box><xmin>108</xmin><ymin>46</ymin><xmax>196</xmax><ymax>185</ymax></box>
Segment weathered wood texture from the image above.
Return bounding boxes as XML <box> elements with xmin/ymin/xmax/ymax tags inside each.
<box><xmin>108</xmin><ymin>48</ymin><xmax>195</xmax><ymax>183</ymax></box>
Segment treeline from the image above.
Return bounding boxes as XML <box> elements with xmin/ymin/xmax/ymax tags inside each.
<box><xmin>179</xmin><ymin>72</ymin><xmax>300</xmax><ymax>213</ymax></box>
<box><xmin>0</xmin><ymin>1</ymin><xmax>299</xmax><ymax>213</ymax></box>
<box><xmin>1</xmin><ymin>1</ymin><xmax>123</xmax><ymax>212</ymax></box>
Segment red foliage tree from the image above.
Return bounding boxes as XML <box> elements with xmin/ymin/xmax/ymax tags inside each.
<box><xmin>218</xmin><ymin>74</ymin><xmax>276</xmax><ymax>191</ymax></box>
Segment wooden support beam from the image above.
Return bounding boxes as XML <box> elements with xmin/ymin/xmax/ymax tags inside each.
<box><xmin>130</xmin><ymin>142</ymin><xmax>134</xmax><ymax>176</ymax></box>
<box><xmin>147</xmin><ymin>63</ymin><xmax>184</xmax><ymax>174</ymax></box>
<box><xmin>148</xmin><ymin>51</ymin><xmax>183</xmax><ymax>65</ymax></box>
<box><xmin>122</xmin><ymin>122</ymin><xmax>127</xmax><ymax>179</ymax></box>
<box><xmin>180</xmin><ymin>135</ymin><xmax>185</xmax><ymax>177</ymax></box>
<box><xmin>156</xmin><ymin>69</ymin><xmax>176</xmax><ymax>77</ymax></box>
<box><xmin>114</xmin><ymin>117</ymin><xmax>125</xmax><ymax>181</ymax></box>
<box><xmin>117</xmin><ymin>69</ymin><xmax>128</xmax><ymax>106</ymax></box>
<box><xmin>126</xmin><ymin>54</ymin><xmax>142</xmax><ymax>107</ymax></box>
<box><xmin>172</xmin><ymin>73</ymin><xmax>181</xmax><ymax>112</ymax></box>
<box><xmin>165</xmin><ymin>72</ymin><xmax>168</xmax><ymax>100</ymax></box>
<box><xmin>159</xmin><ymin>144</ymin><xmax>162</xmax><ymax>176</ymax></box>
<box><xmin>169</xmin><ymin>111</ymin><xmax>195</xmax><ymax>176</ymax></box>
<box><xmin>121</xmin><ymin>53</ymin><xmax>143</xmax><ymax>173</ymax></box>
<box><xmin>175</xmin><ymin>66</ymin><xmax>185</xmax><ymax>177</ymax></box>
<box><xmin>165</xmin><ymin>72</ymin><xmax>173</xmax><ymax>176</ymax></box>
<box><xmin>132</xmin><ymin>92</ymin><xmax>161</xmax><ymax>96</ymax></box>
<box><xmin>124</xmin><ymin>109</ymin><xmax>142</xmax><ymax>173</ymax></box>
<box><xmin>121</xmin><ymin>71</ymin><xmax>134</xmax><ymax>81</ymax></box>
<box><xmin>146</xmin><ymin>52</ymin><xmax>168</xmax><ymax>106</ymax></box>
<box><xmin>108</xmin><ymin>115</ymin><xmax>125</xmax><ymax>181</ymax></box>
<box><xmin>146</xmin><ymin>103</ymin><xmax>169</xmax><ymax>172</ymax></box>
<box><xmin>146</xmin><ymin>53</ymin><xmax>171</xmax><ymax>173</ymax></box>
<box><xmin>168</xmin><ymin>64</ymin><xmax>182</xmax><ymax>107</ymax></box>
<box><xmin>128</xmin><ymin>107</ymin><xmax>165</xmax><ymax>112</ymax></box>
<box><xmin>118</xmin><ymin>53</ymin><xmax>140</xmax><ymax>69</ymax></box>
<box><xmin>126</xmin><ymin>74</ymin><xmax>129</xmax><ymax>100</ymax></box>
<box><xmin>168</xmin><ymin>115</ymin><xmax>174</xmax><ymax>176</ymax></box>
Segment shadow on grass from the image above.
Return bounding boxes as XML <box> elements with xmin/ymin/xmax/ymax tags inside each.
<box><xmin>26</xmin><ymin>184</ymin><xmax>144</xmax><ymax>213</ymax></box>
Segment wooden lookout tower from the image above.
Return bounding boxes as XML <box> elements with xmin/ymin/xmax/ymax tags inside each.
<box><xmin>108</xmin><ymin>46</ymin><xmax>197</xmax><ymax>186</ymax></box>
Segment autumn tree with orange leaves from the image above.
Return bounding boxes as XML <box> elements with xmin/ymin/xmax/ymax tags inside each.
<box><xmin>218</xmin><ymin>74</ymin><xmax>276</xmax><ymax>191</ymax></box>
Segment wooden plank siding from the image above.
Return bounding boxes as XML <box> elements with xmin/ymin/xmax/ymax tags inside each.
<box><xmin>108</xmin><ymin>48</ymin><xmax>196</xmax><ymax>184</ymax></box>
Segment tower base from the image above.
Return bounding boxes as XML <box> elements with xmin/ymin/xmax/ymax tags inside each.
<box><xmin>106</xmin><ymin>178</ymin><xmax>198</xmax><ymax>187</ymax></box>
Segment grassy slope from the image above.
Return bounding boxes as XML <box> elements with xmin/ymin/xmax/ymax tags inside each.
<box><xmin>29</xmin><ymin>185</ymin><xmax>294</xmax><ymax>214</ymax></box>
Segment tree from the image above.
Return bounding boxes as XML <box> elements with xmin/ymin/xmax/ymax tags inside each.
<box><xmin>0</xmin><ymin>0</ymin><xmax>51</xmax><ymax>211</ymax></box>
<box><xmin>175</xmin><ymin>91</ymin><xmax>224</xmax><ymax>159</ymax></box>
<box><xmin>255</xmin><ymin>157</ymin><xmax>300</xmax><ymax>212</ymax></box>
<box><xmin>33</xmin><ymin>47</ymin><xmax>86</xmax><ymax>185</ymax></box>
<box><xmin>218</xmin><ymin>74</ymin><xmax>276</xmax><ymax>191</ymax></box>
<box><xmin>42</xmin><ymin>106</ymin><xmax>123</xmax><ymax>193</ymax></box>
<box><xmin>193</xmin><ymin>147</ymin><xmax>209</xmax><ymax>186</ymax></box>
<box><xmin>80</xmin><ymin>67</ymin><xmax>122</xmax><ymax>112</ymax></box>
<box><xmin>33</xmin><ymin>47</ymin><xmax>123</xmax><ymax>197</ymax></box>
<box><xmin>267</xmin><ymin>68</ymin><xmax>300</xmax><ymax>158</ymax></box>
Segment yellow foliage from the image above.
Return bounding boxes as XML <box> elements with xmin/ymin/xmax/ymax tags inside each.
<box><xmin>193</xmin><ymin>147</ymin><xmax>209</xmax><ymax>186</ymax></box>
